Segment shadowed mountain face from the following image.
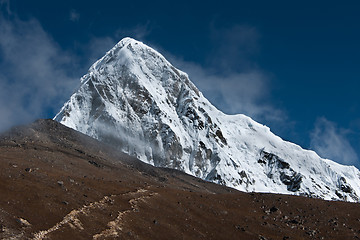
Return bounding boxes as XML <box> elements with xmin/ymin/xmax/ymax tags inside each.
<box><xmin>1</xmin><ymin>119</ymin><xmax>360</xmax><ymax>239</ymax></box>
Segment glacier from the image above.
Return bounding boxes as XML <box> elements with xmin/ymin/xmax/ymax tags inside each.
<box><xmin>54</xmin><ymin>37</ymin><xmax>360</xmax><ymax>202</ymax></box>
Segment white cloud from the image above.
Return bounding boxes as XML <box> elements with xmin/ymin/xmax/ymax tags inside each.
<box><xmin>0</xmin><ymin>14</ymin><xmax>78</xmax><ymax>132</ymax></box>
<box><xmin>310</xmin><ymin>117</ymin><xmax>358</xmax><ymax>165</ymax></box>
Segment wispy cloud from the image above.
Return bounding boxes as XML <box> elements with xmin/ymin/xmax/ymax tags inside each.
<box><xmin>166</xmin><ymin>25</ymin><xmax>285</xmax><ymax>123</ymax></box>
<box><xmin>0</xmin><ymin>10</ymin><xmax>157</xmax><ymax>133</ymax></box>
<box><xmin>0</xmin><ymin>12</ymin><xmax>78</xmax><ymax>132</ymax></box>
<box><xmin>171</xmin><ymin>59</ymin><xmax>283</xmax><ymax>121</ymax></box>
<box><xmin>82</xmin><ymin>25</ymin><xmax>285</xmax><ymax>124</ymax></box>
<box><xmin>310</xmin><ymin>117</ymin><xmax>358</xmax><ymax>166</ymax></box>
<box><xmin>0</xmin><ymin>13</ymin><xmax>282</xmax><ymax>134</ymax></box>
<box><xmin>69</xmin><ymin>9</ymin><xmax>80</xmax><ymax>22</ymax></box>
<box><xmin>0</xmin><ymin>0</ymin><xmax>11</xmax><ymax>15</ymax></box>
<box><xmin>79</xmin><ymin>23</ymin><xmax>153</xmax><ymax>70</ymax></box>
<box><xmin>115</xmin><ymin>22</ymin><xmax>153</xmax><ymax>41</ymax></box>
<box><xmin>82</xmin><ymin>36</ymin><xmax>117</xmax><ymax>68</ymax></box>
<box><xmin>208</xmin><ymin>24</ymin><xmax>261</xmax><ymax>72</ymax></box>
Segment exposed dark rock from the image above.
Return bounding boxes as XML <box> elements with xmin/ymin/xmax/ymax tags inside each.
<box><xmin>260</xmin><ymin>150</ymin><xmax>302</xmax><ymax>192</ymax></box>
<box><xmin>260</xmin><ymin>151</ymin><xmax>290</xmax><ymax>169</ymax></box>
<box><xmin>269</xmin><ymin>206</ymin><xmax>279</xmax><ymax>213</ymax></box>
<box><xmin>258</xmin><ymin>159</ymin><xmax>266</xmax><ymax>164</ymax></box>
<box><xmin>88</xmin><ymin>160</ymin><xmax>102</xmax><ymax>168</ymax></box>
<box><xmin>335</xmin><ymin>190</ymin><xmax>343</xmax><ymax>199</ymax></box>
<box><xmin>75</xmin><ymin>149</ymin><xmax>85</xmax><ymax>154</ymax></box>
<box><xmin>339</xmin><ymin>177</ymin><xmax>352</xmax><ymax>193</ymax></box>
<box><xmin>289</xmin><ymin>219</ymin><xmax>299</xmax><ymax>224</ymax></box>
<box><xmin>215</xmin><ymin>129</ymin><xmax>227</xmax><ymax>145</ymax></box>
<box><xmin>239</xmin><ymin>170</ymin><xmax>247</xmax><ymax>178</ymax></box>
<box><xmin>278</xmin><ymin>159</ymin><xmax>290</xmax><ymax>169</ymax></box>
<box><xmin>280</xmin><ymin>173</ymin><xmax>302</xmax><ymax>192</ymax></box>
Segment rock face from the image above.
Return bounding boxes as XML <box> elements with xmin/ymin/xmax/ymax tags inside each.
<box><xmin>55</xmin><ymin>37</ymin><xmax>360</xmax><ymax>202</ymax></box>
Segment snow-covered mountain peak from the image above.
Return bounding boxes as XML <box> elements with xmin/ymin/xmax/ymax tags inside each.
<box><xmin>55</xmin><ymin>37</ymin><xmax>360</xmax><ymax>202</ymax></box>
<box><xmin>90</xmin><ymin>36</ymin><xmax>188</xmax><ymax>77</ymax></box>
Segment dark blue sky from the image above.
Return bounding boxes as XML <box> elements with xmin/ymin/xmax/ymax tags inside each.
<box><xmin>1</xmin><ymin>0</ymin><xmax>359</xmax><ymax>167</ymax></box>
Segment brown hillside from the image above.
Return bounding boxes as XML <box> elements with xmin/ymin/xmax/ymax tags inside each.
<box><xmin>0</xmin><ymin>119</ymin><xmax>359</xmax><ymax>239</ymax></box>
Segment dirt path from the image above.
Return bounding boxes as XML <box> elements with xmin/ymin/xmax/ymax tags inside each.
<box><xmin>32</xmin><ymin>188</ymin><xmax>159</xmax><ymax>240</ymax></box>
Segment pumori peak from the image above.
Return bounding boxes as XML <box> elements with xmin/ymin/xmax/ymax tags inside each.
<box><xmin>55</xmin><ymin>37</ymin><xmax>360</xmax><ymax>202</ymax></box>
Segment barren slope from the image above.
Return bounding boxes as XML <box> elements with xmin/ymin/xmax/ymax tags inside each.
<box><xmin>0</xmin><ymin>119</ymin><xmax>360</xmax><ymax>239</ymax></box>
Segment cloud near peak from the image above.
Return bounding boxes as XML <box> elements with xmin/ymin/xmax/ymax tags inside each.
<box><xmin>310</xmin><ymin>117</ymin><xmax>358</xmax><ymax>166</ymax></box>
<box><xmin>0</xmin><ymin>13</ymin><xmax>78</xmax><ymax>132</ymax></box>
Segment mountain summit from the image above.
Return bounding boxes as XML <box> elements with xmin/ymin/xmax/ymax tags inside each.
<box><xmin>55</xmin><ymin>37</ymin><xmax>360</xmax><ymax>202</ymax></box>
